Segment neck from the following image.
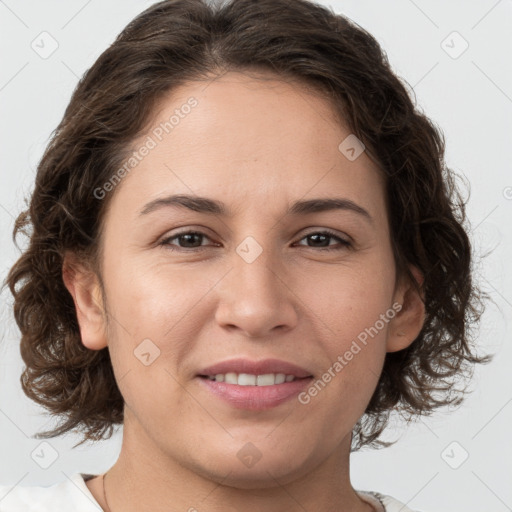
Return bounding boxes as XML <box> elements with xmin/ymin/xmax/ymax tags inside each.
<box><xmin>100</xmin><ymin>419</ymin><xmax>372</xmax><ymax>512</ymax></box>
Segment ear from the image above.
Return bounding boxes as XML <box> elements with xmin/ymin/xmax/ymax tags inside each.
<box><xmin>386</xmin><ymin>265</ymin><xmax>426</xmax><ymax>353</ymax></box>
<box><xmin>62</xmin><ymin>252</ymin><xmax>108</xmax><ymax>351</ymax></box>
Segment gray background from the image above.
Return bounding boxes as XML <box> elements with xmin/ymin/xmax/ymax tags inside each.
<box><xmin>0</xmin><ymin>1</ymin><xmax>511</xmax><ymax>511</ymax></box>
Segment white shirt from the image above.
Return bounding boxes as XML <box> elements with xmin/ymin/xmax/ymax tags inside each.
<box><xmin>0</xmin><ymin>473</ymin><xmax>421</xmax><ymax>511</ymax></box>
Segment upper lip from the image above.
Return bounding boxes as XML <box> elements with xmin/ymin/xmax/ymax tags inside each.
<box><xmin>198</xmin><ymin>358</ymin><xmax>312</xmax><ymax>379</ymax></box>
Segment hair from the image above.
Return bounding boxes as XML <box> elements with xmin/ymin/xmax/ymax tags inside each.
<box><xmin>4</xmin><ymin>0</ymin><xmax>493</xmax><ymax>450</ymax></box>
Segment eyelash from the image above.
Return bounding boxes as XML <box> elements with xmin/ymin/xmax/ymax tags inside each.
<box><xmin>159</xmin><ymin>229</ymin><xmax>352</xmax><ymax>252</ymax></box>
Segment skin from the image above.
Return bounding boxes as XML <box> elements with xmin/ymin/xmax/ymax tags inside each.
<box><xmin>63</xmin><ymin>71</ymin><xmax>425</xmax><ymax>512</ymax></box>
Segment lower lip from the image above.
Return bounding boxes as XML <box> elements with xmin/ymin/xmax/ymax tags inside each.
<box><xmin>197</xmin><ymin>376</ymin><xmax>313</xmax><ymax>410</ymax></box>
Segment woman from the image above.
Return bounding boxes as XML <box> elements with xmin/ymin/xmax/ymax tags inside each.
<box><xmin>1</xmin><ymin>0</ymin><xmax>492</xmax><ymax>510</ymax></box>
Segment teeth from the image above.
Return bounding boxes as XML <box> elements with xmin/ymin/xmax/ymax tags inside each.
<box><xmin>225</xmin><ymin>372</ymin><xmax>238</xmax><ymax>384</ymax></box>
<box><xmin>274</xmin><ymin>373</ymin><xmax>286</xmax><ymax>384</ymax></box>
<box><xmin>257</xmin><ymin>374</ymin><xmax>275</xmax><ymax>386</ymax></box>
<box><xmin>238</xmin><ymin>373</ymin><xmax>256</xmax><ymax>386</ymax></box>
<box><xmin>208</xmin><ymin>372</ymin><xmax>297</xmax><ymax>386</ymax></box>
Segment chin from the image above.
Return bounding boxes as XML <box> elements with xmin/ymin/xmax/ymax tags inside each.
<box><xmin>188</xmin><ymin>447</ymin><xmax>313</xmax><ymax>490</ymax></box>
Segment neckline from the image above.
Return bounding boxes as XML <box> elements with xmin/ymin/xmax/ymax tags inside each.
<box><xmin>77</xmin><ymin>473</ymin><xmax>103</xmax><ymax>508</ymax></box>
<box><xmin>76</xmin><ymin>474</ymin><xmax>386</xmax><ymax>511</ymax></box>
<box><xmin>81</xmin><ymin>473</ymin><xmax>97</xmax><ymax>482</ymax></box>
<box><xmin>356</xmin><ymin>490</ymin><xmax>386</xmax><ymax>512</ymax></box>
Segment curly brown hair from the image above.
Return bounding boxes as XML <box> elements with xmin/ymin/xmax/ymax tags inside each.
<box><xmin>4</xmin><ymin>0</ymin><xmax>493</xmax><ymax>450</ymax></box>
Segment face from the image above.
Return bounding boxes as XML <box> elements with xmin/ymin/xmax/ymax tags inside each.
<box><xmin>68</xmin><ymin>71</ymin><xmax>422</xmax><ymax>489</ymax></box>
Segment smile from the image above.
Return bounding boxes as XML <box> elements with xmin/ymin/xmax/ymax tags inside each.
<box><xmin>201</xmin><ymin>372</ymin><xmax>301</xmax><ymax>386</ymax></box>
<box><xmin>197</xmin><ymin>375</ymin><xmax>313</xmax><ymax>410</ymax></box>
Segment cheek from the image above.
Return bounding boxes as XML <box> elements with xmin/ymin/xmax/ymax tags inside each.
<box><xmin>104</xmin><ymin>256</ymin><xmax>203</xmax><ymax>330</ymax></box>
<box><xmin>100</xmin><ymin>263</ymin><xmax>203</xmax><ymax>425</ymax></box>
<box><xmin>297</xmin><ymin>254</ymin><xmax>394</xmax><ymax>406</ymax></box>
<box><xmin>102</xmin><ymin>259</ymin><xmax>221</xmax><ymax>373</ymax></box>
<box><xmin>300</xmin><ymin>255</ymin><xmax>395</xmax><ymax>342</ymax></box>
<box><xmin>299</xmin><ymin>271</ymin><xmax>392</xmax><ymax>430</ymax></box>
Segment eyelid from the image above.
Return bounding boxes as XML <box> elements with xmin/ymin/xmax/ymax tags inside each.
<box><xmin>299</xmin><ymin>227</ymin><xmax>352</xmax><ymax>244</ymax></box>
<box><xmin>159</xmin><ymin>229</ymin><xmax>215</xmax><ymax>247</ymax></box>
<box><xmin>160</xmin><ymin>226</ymin><xmax>351</xmax><ymax>241</ymax></box>
<box><xmin>159</xmin><ymin>227</ymin><xmax>353</xmax><ymax>251</ymax></box>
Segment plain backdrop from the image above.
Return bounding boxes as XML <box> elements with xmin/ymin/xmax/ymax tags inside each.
<box><xmin>0</xmin><ymin>1</ymin><xmax>511</xmax><ymax>511</ymax></box>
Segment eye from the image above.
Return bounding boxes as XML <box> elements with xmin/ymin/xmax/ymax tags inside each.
<box><xmin>294</xmin><ymin>230</ymin><xmax>352</xmax><ymax>251</ymax></box>
<box><xmin>159</xmin><ymin>230</ymin><xmax>215</xmax><ymax>251</ymax></box>
<box><xmin>159</xmin><ymin>229</ymin><xmax>352</xmax><ymax>252</ymax></box>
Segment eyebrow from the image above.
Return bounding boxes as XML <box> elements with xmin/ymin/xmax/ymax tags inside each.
<box><xmin>139</xmin><ymin>194</ymin><xmax>373</xmax><ymax>224</ymax></box>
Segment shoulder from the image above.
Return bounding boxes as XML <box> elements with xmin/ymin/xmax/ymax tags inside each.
<box><xmin>0</xmin><ymin>473</ymin><xmax>101</xmax><ymax>511</ymax></box>
<box><xmin>357</xmin><ymin>489</ymin><xmax>425</xmax><ymax>512</ymax></box>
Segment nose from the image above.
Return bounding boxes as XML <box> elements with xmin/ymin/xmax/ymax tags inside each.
<box><xmin>214</xmin><ymin>246</ymin><xmax>299</xmax><ymax>339</ymax></box>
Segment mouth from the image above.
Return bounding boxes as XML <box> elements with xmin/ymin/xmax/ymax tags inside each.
<box><xmin>198</xmin><ymin>373</ymin><xmax>310</xmax><ymax>385</ymax></box>
<box><xmin>196</xmin><ymin>358</ymin><xmax>314</xmax><ymax>410</ymax></box>
<box><xmin>197</xmin><ymin>357</ymin><xmax>313</xmax><ymax>380</ymax></box>
<box><xmin>196</xmin><ymin>374</ymin><xmax>313</xmax><ymax>410</ymax></box>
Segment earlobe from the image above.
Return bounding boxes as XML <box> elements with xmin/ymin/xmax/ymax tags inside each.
<box><xmin>386</xmin><ymin>265</ymin><xmax>426</xmax><ymax>353</ymax></box>
<box><xmin>62</xmin><ymin>252</ymin><xmax>108</xmax><ymax>351</ymax></box>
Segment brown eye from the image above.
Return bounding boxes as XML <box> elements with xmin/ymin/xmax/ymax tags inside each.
<box><xmin>160</xmin><ymin>231</ymin><xmax>213</xmax><ymax>251</ymax></box>
<box><xmin>295</xmin><ymin>230</ymin><xmax>352</xmax><ymax>251</ymax></box>
<box><xmin>158</xmin><ymin>229</ymin><xmax>351</xmax><ymax>253</ymax></box>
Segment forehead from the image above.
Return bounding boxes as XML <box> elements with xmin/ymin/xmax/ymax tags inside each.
<box><xmin>106</xmin><ymin>71</ymin><xmax>385</xmax><ymax>221</ymax></box>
